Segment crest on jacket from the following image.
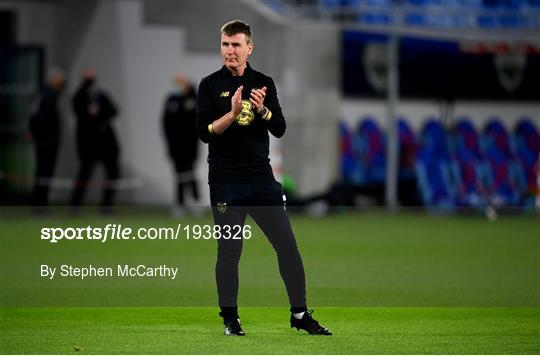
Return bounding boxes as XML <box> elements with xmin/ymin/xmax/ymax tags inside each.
<box><xmin>235</xmin><ymin>100</ymin><xmax>254</xmax><ymax>126</ymax></box>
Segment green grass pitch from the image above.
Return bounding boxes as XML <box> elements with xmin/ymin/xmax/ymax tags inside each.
<box><xmin>1</xmin><ymin>209</ymin><xmax>539</xmax><ymax>354</ymax></box>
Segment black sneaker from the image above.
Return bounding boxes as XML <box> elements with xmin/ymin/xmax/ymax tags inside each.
<box><xmin>290</xmin><ymin>310</ymin><xmax>332</xmax><ymax>335</ymax></box>
<box><xmin>224</xmin><ymin>318</ymin><xmax>245</xmax><ymax>336</ymax></box>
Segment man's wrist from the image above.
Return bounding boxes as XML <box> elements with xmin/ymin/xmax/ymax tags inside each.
<box><xmin>259</xmin><ymin>106</ymin><xmax>272</xmax><ymax>121</ymax></box>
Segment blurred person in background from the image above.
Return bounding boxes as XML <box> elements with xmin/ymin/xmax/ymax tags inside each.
<box><xmin>28</xmin><ymin>68</ymin><xmax>65</xmax><ymax>213</ymax></box>
<box><xmin>196</xmin><ymin>20</ymin><xmax>331</xmax><ymax>337</ymax></box>
<box><xmin>162</xmin><ymin>73</ymin><xmax>200</xmax><ymax>217</ymax></box>
<box><xmin>70</xmin><ymin>67</ymin><xmax>120</xmax><ymax>213</ymax></box>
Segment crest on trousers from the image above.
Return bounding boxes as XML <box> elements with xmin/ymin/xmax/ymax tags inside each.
<box><xmin>217</xmin><ymin>202</ymin><xmax>227</xmax><ymax>213</ymax></box>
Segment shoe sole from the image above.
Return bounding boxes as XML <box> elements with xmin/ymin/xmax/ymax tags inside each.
<box><xmin>224</xmin><ymin>328</ymin><xmax>245</xmax><ymax>336</ymax></box>
<box><xmin>291</xmin><ymin>326</ymin><xmax>332</xmax><ymax>335</ymax></box>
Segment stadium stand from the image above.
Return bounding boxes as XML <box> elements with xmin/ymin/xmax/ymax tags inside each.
<box><xmin>339</xmin><ymin>115</ymin><xmax>539</xmax><ymax>209</ymax></box>
<box><xmin>283</xmin><ymin>0</ymin><xmax>540</xmax><ymax>31</ymax></box>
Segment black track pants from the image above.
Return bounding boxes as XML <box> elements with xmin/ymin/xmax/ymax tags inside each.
<box><xmin>210</xmin><ymin>181</ymin><xmax>307</xmax><ymax>312</ymax></box>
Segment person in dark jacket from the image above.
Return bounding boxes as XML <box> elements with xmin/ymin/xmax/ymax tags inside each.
<box><xmin>162</xmin><ymin>74</ymin><xmax>200</xmax><ymax>216</ymax></box>
<box><xmin>70</xmin><ymin>67</ymin><xmax>120</xmax><ymax>211</ymax></box>
<box><xmin>28</xmin><ymin>68</ymin><xmax>65</xmax><ymax>211</ymax></box>
<box><xmin>196</xmin><ymin>20</ymin><xmax>331</xmax><ymax>337</ymax></box>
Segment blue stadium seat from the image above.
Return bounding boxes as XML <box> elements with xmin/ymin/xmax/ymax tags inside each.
<box><xmin>415</xmin><ymin>151</ymin><xmax>456</xmax><ymax>209</ymax></box>
<box><xmin>484</xmin><ymin>119</ymin><xmax>516</xmax><ymax>160</ymax></box>
<box><xmin>451</xmin><ymin>118</ymin><xmax>491</xmax><ymax>207</ymax></box>
<box><xmin>499</xmin><ymin>15</ymin><xmax>523</xmax><ymax>28</ymax></box>
<box><xmin>530</xmin><ymin>0</ymin><xmax>540</xmax><ymax>8</ymax></box>
<box><xmin>321</xmin><ymin>0</ymin><xmax>345</xmax><ymax>10</ymax></box>
<box><xmin>339</xmin><ymin>121</ymin><xmax>363</xmax><ymax>184</ymax></box>
<box><xmin>477</xmin><ymin>15</ymin><xmax>498</xmax><ymax>28</ymax></box>
<box><xmin>415</xmin><ymin>119</ymin><xmax>459</xmax><ymax>209</ymax></box>
<box><xmin>460</xmin><ymin>0</ymin><xmax>483</xmax><ymax>8</ymax></box>
<box><xmin>396</xmin><ymin>118</ymin><xmax>421</xmax><ymax>205</ymax></box>
<box><xmin>482</xmin><ymin>0</ymin><xmax>502</xmax><ymax>9</ymax></box>
<box><xmin>455</xmin><ymin>119</ymin><xmax>483</xmax><ymax>160</ymax></box>
<box><xmin>358</xmin><ymin>12</ymin><xmax>393</xmax><ymax>24</ymax></box>
<box><xmin>514</xmin><ymin>118</ymin><xmax>540</xmax><ymax>206</ymax></box>
<box><xmin>406</xmin><ymin>12</ymin><xmax>427</xmax><ymax>26</ymax></box>
<box><xmin>482</xmin><ymin>118</ymin><xmax>526</xmax><ymax>206</ymax></box>
<box><xmin>482</xmin><ymin>0</ymin><xmax>525</xmax><ymax>9</ymax></box>
<box><xmin>501</xmin><ymin>0</ymin><xmax>525</xmax><ymax>10</ymax></box>
<box><xmin>438</xmin><ymin>0</ymin><xmax>462</xmax><ymax>5</ymax></box>
<box><xmin>356</xmin><ymin>117</ymin><xmax>387</xmax><ymax>184</ymax></box>
<box><xmin>407</xmin><ymin>0</ymin><xmax>439</xmax><ymax>6</ymax></box>
<box><xmin>360</xmin><ymin>0</ymin><xmax>394</xmax><ymax>5</ymax></box>
<box><xmin>397</xmin><ymin>118</ymin><xmax>418</xmax><ymax>180</ymax></box>
<box><xmin>423</xmin><ymin>119</ymin><xmax>452</xmax><ymax>158</ymax></box>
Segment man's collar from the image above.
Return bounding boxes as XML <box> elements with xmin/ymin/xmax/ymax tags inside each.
<box><xmin>221</xmin><ymin>62</ymin><xmax>253</xmax><ymax>78</ymax></box>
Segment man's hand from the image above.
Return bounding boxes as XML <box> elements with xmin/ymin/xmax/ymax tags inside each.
<box><xmin>89</xmin><ymin>103</ymin><xmax>100</xmax><ymax>117</ymax></box>
<box><xmin>231</xmin><ymin>85</ymin><xmax>243</xmax><ymax>117</ymax></box>
<box><xmin>211</xmin><ymin>85</ymin><xmax>243</xmax><ymax>135</ymax></box>
<box><xmin>249</xmin><ymin>86</ymin><xmax>267</xmax><ymax>113</ymax></box>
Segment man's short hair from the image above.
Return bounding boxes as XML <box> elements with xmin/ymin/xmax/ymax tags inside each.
<box><xmin>220</xmin><ymin>20</ymin><xmax>252</xmax><ymax>44</ymax></box>
<box><xmin>47</xmin><ymin>66</ymin><xmax>65</xmax><ymax>83</ymax></box>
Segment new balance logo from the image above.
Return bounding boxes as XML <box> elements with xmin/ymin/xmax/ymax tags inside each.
<box><xmin>220</xmin><ymin>91</ymin><xmax>230</xmax><ymax>97</ymax></box>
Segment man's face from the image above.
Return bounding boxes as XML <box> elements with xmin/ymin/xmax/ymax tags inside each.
<box><xmin>51</xmin><ymin>74</ymin><xmax>65</xmax><ymax>92</ymax></box>
<box><xmin>221</xmin><ymin>33</ymin><xmax>253</xmax><ymax>71</ymax></box>
<box><xmin>82</xmin><ymin>67</ymin><xmax>96</xmax><ymax>81</ymax></box>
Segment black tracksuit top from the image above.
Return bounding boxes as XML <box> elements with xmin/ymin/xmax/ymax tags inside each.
<box><xmin>196</xmin><ymin>63</ymin><xmax>286</xmax><ymax>184</ymax></box>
